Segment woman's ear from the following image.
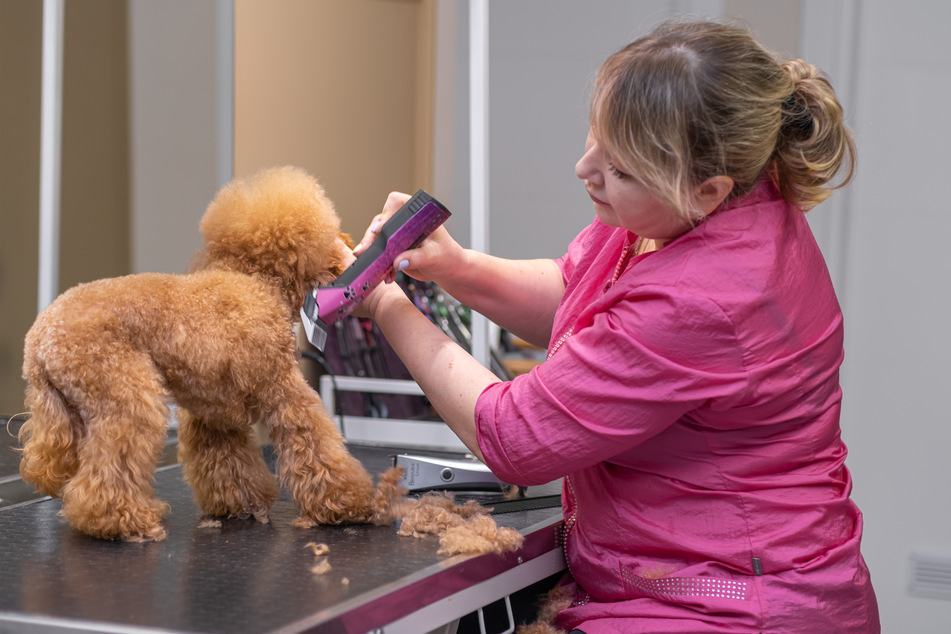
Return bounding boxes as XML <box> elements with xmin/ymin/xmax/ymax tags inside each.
<box><xmin>694</xmin><ymin>176</ymin><xmax>735</xmax><ymax>216</ymax></box>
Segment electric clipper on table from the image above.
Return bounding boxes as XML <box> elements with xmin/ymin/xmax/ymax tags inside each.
<box><xmin>394</xmin><ymin>454</ymin><xmax>506</xmax><ymax>492</ymax></box>
<box><xmin>393</xmin><ymin>454</ymin><xmax>562</xmax><ymax>515</ymax></box>
<box><xmin>300</xmin><ymin>190</ymin><xmax>451</xmax><ymax>351</ymax></box>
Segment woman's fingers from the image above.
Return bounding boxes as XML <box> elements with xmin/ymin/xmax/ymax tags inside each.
<box><xmin>354</xmin><ymin>191</ymin><xmax>412</xmax><ymax>256</ymax></box>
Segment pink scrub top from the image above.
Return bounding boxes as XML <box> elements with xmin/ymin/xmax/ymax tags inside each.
<box><xmin>475</xmin><ymin>180</ymin><xmax>880</xmax><ymax>633</ymax></box>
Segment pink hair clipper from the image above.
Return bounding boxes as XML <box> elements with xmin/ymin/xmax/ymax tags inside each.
<box><xmin>300</xmin><ymin>190</ymin><xmax>451</xmax><ymax>351</ymax></box>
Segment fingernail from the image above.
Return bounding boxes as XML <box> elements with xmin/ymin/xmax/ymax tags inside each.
<box><xmin>371</xmin><ymin>220</ymin><xmax>381</xmax><ymax>233</ymax></box>
<box><xmin>397</xmin><ymin>259</ymin><xmax>409</xmax><ymax>271</ymax></box>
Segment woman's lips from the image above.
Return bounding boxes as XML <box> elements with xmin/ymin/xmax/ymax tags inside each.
<box><xmin>587</xmin><ymin>190</ymin><xmax>609</xmax><ymax>207</ymax></box>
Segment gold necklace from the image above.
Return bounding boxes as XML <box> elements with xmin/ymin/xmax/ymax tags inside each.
<box><xmin>604</xmin><ymin>236</ymin><xmax>643</xmax><ymax>293</ymax></box>
<box><xmin>550</xmin><ymin>237</ymin><xmax>645</xmax><ymax>359</ymax></box>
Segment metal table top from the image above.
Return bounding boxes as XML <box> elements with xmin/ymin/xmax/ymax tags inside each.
<box><xmin>0</xmin><ymin>443</ymin><xmax>563</xmax><ymax>634</ymax></box>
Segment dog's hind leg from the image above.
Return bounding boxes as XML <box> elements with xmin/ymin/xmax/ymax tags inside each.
<box><xmin>177</xmin><ymin>407</ymin><xmax>279</xmax><ymax>522</ymax></box>
<box><xmin>263</xmin><ymin>376</ymin><xmax>375</xmax><ymax>526</ymax></box>
<box><xmin>56</xmin><ymin>350</ymin><xmax>171</xmax><ymax>542</ymax></box>
<box><xmin>19</xmin><ymin>376</ymin><xmax>85</xmax><ymax>496</ymax></box>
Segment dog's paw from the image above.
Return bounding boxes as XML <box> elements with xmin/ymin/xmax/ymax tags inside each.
<box><xmin>63</xmin><ymin>497</ymin><xmax>170</xmax><ymax>542</ymax></box>
<box><xmin>122</xmin><ymin>524</ymin><xmax>168</xmax><ymax>543</ymax></box>
<box><xmin>293</xmin><ymin>516</ymin><xmax>319</xmax><ymax>529</ymax></box>
<box><xmin>294</xmin><ymin>504</ymin><xmax>374</xmax><ymax>527</ymax></box>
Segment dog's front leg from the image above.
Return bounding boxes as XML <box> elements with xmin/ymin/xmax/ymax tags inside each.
<box><xmin>264</xmin><ymin>379</ymin><xmax>375</xmax><ymax>526</ymax></box>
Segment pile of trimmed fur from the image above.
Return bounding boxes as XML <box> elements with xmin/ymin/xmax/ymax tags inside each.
<box><xmin>399</xmin><ymin>491</ymin><xmax>524</xmax><ymax>556</ymax></box>
<box><xmin>367</xmin><ymin>467</ymin><xmax>566</xmax><ymax>634</ymax></box>
<box><xmin>373</xmin><ymin>466</ymin><xmax>524</xmax><ymax>557</ymax></box>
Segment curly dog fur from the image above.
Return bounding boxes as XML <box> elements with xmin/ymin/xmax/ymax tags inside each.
<box><xmin>18</xmin><ymin>166</ymin><xmax>376</xmax><ymax>541</ymax></box>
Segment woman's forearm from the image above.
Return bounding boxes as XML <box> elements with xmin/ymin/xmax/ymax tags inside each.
<box><xmin>370</xmin><ymin>285</ymin><xmax>501</xmax><ymax>461</ymax></box>
<box><xmin>436</xmin><ymin>251</ymin><xmax>564</xmax><ymax>348</ymax></box>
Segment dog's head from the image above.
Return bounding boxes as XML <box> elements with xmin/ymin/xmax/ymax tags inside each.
<box><xmin>194</xmin><ymin>166</ymin><xmax>350</xmax><ymax>310</ymax></box>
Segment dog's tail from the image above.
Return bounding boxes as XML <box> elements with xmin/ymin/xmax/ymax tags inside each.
<box><xmin>18</xmin><ymin>374</ymin><xmax>84</xmax><ymax>497</ymax></box>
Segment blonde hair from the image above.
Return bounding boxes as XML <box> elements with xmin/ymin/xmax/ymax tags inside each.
<box><xmin>590</xmin><ymin>19</ymin><xmax>856</xmax><ymax>218</ymax></box>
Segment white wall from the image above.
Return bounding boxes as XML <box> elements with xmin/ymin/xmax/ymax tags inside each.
<box><xmin>808</xmin><ymin>2</ymin><xmax>951</xmax><ymax>632</ymax></box>
<box><xmin>128</xmin><ymin>0</ymin><xmax>232</xmax><ymax>274</ymax></box>
<box><xmin>434</xmin><ymin>0</ymin><xmax>687</xmax><ymax>258</ymax></box>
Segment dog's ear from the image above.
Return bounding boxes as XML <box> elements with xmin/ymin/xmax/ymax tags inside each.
<box><xmin>324</xmin><ymin>235</ymin><xmax>358</xmax><ymax>279</ymax></box>
<box><xmin>326</xmin><ymin>233</ymin><xmax>355</xmax><ymax>277</ymax></box>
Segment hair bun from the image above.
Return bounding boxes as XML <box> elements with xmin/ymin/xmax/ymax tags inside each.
<box><xmin>773</xmin><ymin>59</ymin><xmax>855</xmax><ymax>210</ymax></box>
<box><xmin>781</xmin><ymin>92</ymin><xmax>814</xmax><ymax>138</ymax></box>
<box><xmin>782</xmin><ymin>59</ymin><xmax>818</xmax><ymax>83</ymax></box>
<box><xmin>780</xmin><ymin>60</ymin><xmax>820</xmax><ymax>139</ymax></box>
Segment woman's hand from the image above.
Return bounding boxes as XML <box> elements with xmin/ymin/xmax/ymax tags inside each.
<box><xmin>353</xmin><ymin>190</ymin><xmax>563</xmax><ymax>347</ymax></box>
<box><xmin>353</xmin><ymin>191</ymin><xmax>468</xmax><ymax>286</ymax></box>
<box><xmin>353</xmin><ymin>191</ymin><xmax>412</xmax><ymax>256</ymax></box>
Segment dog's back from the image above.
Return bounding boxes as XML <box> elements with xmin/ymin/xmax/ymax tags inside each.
<box><xmin>19</xmin><ymin>268</ymin><xmax>291</xmax><ymax>490</ymax></box>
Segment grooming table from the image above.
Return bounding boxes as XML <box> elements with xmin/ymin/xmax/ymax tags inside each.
<box><xmin>0</xmin><ymin>442</ymin><xmax>565</xmax><ymax>634</ymax></box>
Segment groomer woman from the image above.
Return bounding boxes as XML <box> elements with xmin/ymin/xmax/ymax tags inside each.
<box><xmin>353</xmin><ymin>19</ymin><xmax>880</xmax><ymax>633</ymax></box>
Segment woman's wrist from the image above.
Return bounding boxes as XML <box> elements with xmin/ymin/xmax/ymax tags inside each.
<box><xmin>435</xmin><ymin>248</ymin><xmax>484</xmax><ymax>299</ymax></box>
<box><xmin>364</xmin><ymin>282</ymin><xmax>411</xmax><ymax>323</ymax></box>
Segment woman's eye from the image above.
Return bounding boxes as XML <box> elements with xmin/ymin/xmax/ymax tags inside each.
<box><xmin>608</xmin><ymin>163</ymin><xmax>630</xmax><ymax>180</ymax></box>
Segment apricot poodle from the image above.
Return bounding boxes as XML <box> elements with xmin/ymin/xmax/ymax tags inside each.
<box><xmin>18</xmin><ymin>166</ymin><xmax>377</xmax><ymax>541</ymax></box>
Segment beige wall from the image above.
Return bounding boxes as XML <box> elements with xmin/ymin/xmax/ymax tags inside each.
<box><xmin>234</xmin><ymin>0</ymin><xmax>435</xmax><ymax>239</ymax></box>
<box><xmin>59</xmin><ymin>2</ymin><xmax>131</xmax><ymax>290</ymax></box>
<box><xmin>0</xmin><ymin>1</ymin><xmax>41</xmax><ymax>415</ymax></box>
<box><xmin>0</xmin><ymin>0</ymin><xmax>130</xmax><ymax>413</ymax></box>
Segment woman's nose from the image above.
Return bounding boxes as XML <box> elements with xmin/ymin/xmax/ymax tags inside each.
<box><xmin>576</xmin><ymin>148</ymin><xmax>602</xmax><ymax>184</ymax></box>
